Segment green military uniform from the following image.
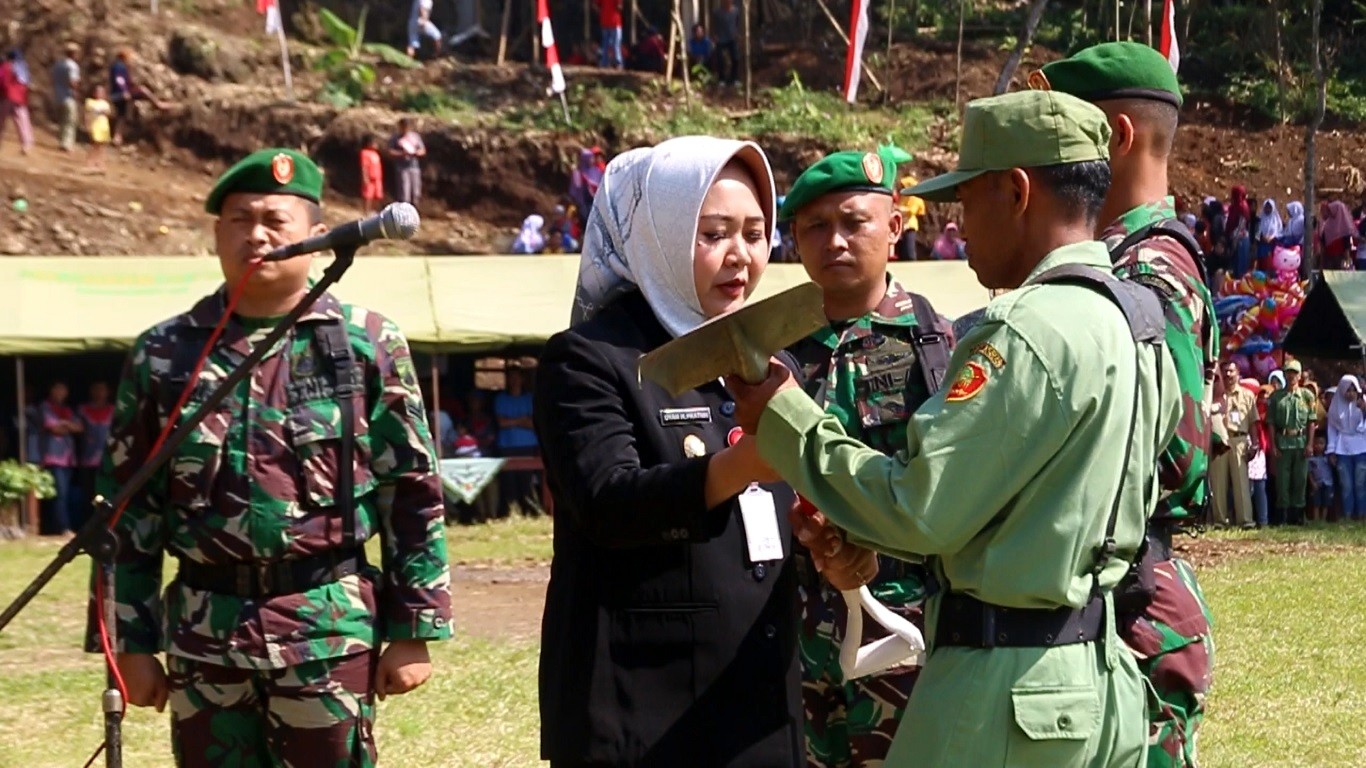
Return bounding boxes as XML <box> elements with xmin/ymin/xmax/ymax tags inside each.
<box><xmin>89</xmin><ymin>149</ymin><xmax>452</xmax><ymax>767</ymax></box>
<box><xmin>755</xmin><ymin>91</ymin><xmax>1181</xmax><ymax>767</ymax></box>
<box><xmin>1042</xmin><ymin>43</ymin><xmax>1219</xmax><ymax>768</ymax></box>
<box><xmin>1269</xmin><ymin>362</ymin><xmax>1318</xmax><ymax>521</ymax></box>
<box><xmin>781</xmin><ymin>148</ymin><xmax>955</xmax><ymax>768</ymax></box>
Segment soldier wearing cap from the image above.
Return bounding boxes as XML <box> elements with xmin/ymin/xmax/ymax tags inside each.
<box><xmin>1269</xmin><ymin>358</ymin><xmax>1318</xmax><ymax>525</ymax></box>
<box><xmin>727</xmin><ymin>90</ymin><xmax>1180</xmax><ymax>767</ymax></box>
<box><xmin>778</xmin><ymin>147</ymin><xmax>955</xmax><ymax>767</ymax></box>
<box><xmin>88</xmin><ymin>148</ymin><xmax>452</xmax><ymax>765</ymax></box>
<box><xmin>1040</xmin><ymin>42</ymin><xmax>1218</xmax><ymax>768</ymax></box>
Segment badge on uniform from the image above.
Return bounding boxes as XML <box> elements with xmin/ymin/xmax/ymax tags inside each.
<box><xmin>971</xmin><ymin>342</ymin><xmax>1006</xmax><ymax>371</ymax></box>
<box><xmin>738</xmin><ymin>483</ymin><xmax>784</xmax><ymax>563</ymax></box>
<box><xmin>659</xmin><ymin>406</ymin><xmax>712</xmax><ymax>426</ymax></box>
<box><xmin>945</xmin><ymin>361</ymin><xmax>989</xmax><ymax>403</ymax></box>
<box><xmin>683</xmin><ymin>434</ymin><xmax>707</xmax><ymax>458</ymax></box>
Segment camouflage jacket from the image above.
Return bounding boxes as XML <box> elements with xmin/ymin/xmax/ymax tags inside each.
<box><xmin>91</xmin><ymin>289</ymin><xmax>452</xmax><ymax>669</ymax></box>
<box><xmin>790</xmin><ymin>279</ymin><xmax>953</xmax><ymax>606</ymax></box>
<box><xmin>1102</xmin><ymin>197</ymin><xmax>1219</xmax><ymax>521</ymax></box>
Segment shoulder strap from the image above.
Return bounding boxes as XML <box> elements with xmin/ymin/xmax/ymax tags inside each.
<box><xmin>1032</xmin><ymin>263</ymin><xmax>1165</xmax><ymax>594</ymax></box>
<box><xmin>906</xmin><ymin>292</ymin><xmax>951</xmax><ymax>395</ymax></box>
<box><xmin>313</xmin><ymin>318</ymin><xmax>358</xmax><ymax>551</ymax></box>
<box><xmin>1032</xmin><ymin>264</ymin><xmax>1165</xmax><ymax>344</ymax></box>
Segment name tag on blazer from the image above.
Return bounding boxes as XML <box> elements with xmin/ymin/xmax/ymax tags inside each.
<box><xmin>658</xmin><ymin>406</ymin><xmax>713</xmax><ymax>426</ymax></box>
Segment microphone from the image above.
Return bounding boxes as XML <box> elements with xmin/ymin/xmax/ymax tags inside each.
<box><xmin>264</xmin><ymin>202</ymin><xmax>421</xmax><ymax>261</ymax></box>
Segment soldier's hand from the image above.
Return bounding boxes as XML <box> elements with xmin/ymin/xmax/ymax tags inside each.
<box><xmin>116</xmin><ymin>652</ymin><xmax>168</xmax><ymax>712</ymax></box>
<box><xmin>821</xmin><ymin>541</ymin><xmax>879</xmax><ymax>592</ymax></box>
<box><xmin>724</xmin><ymin>359</ymin><xmax>797</xmax><ymax>434</ymax></box>
<box><xmin>376</xmin><ymin>639</ymin><xmax>432</xmax><ymax>700</ymax></box>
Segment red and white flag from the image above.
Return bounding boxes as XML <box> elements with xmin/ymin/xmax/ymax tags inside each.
<box><xmin>257</xmin><ymin>0</ymin><xmax>282</xmax><ymax>35</ymax></box>
<box><xmin>1159</xmin><ymin>0</ymin><xmax>1180</xmax><ymax>73</ymax></box>
<box><xmin>537</xmin><ymin>0</ymin><xmax>566</xmax><ymax>95</ymax></box>
<box><xmin>842</xmin><ymin>0</ymin><xmax>871</xmax><ymax>104</ymax></box>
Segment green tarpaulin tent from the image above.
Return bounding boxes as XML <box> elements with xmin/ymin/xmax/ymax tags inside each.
<box><xmin>1282</xmin><ymin>271</ymin><xmax>1366</xmax><ymax>361</ymax></box>
<box><xmin>0</xmin><ymin>256</ymin><xmax>990</xmax><ymax>355</ymax></box>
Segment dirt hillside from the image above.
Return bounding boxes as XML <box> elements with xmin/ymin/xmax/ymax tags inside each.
<box><xmin>1</xmin><ymin>0</ymin><xmax>1363</xmax><ymax>257</ymax></box>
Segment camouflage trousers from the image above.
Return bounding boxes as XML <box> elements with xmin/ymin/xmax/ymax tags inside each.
<box><xmin>798</xmin><ymin>580</ymin><xmax>921</xmax><ymax>768</ymax></box>
<box><xmin>1119</xmin><ymin>558</ymin><xmax>1215</xmax><ymax>768</ymax></box>
<box><xmin>167</xmin><ymin>652</ymin><xmax>377</xmax><ymax>768</ymax></box>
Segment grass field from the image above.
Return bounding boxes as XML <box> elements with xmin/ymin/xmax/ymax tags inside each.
<box><xmin>0</xmin><ymin>519</ymin><xmax>1362</xmax><ymax>767</ymax></box>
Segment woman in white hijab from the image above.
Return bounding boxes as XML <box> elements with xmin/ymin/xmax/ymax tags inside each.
<box><xmin>534</xmin><ymin>136</ymin><xmax>804</xmax><ymax>767</ymax></box>
<box><xmin>1328</xmin><ymin>375</ymin><xmax>1366</xmax><ymax>520</ymax></box>
<box><xmin>1283</xmin><ymin>201</ymin><xmax>1306</xmax><ymax>246</ymax></box>
<box><xmin>510</xmin><ymin>214</ymin><xmax>546</xmax><ymax>254</ymax></box>
<box><xmin>1256</xmin><ymin>198</ymin><xmax>1283</xmax><ymax>267</ymax></box>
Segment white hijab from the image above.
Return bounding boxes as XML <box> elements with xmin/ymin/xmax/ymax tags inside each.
<box><xmin>1257</xmin><ymin>199</ymin><xmax>1283</xmax><ymax>240</ymax></box>
<box><xmin>1329</xmin><ymin>375</ymin><xmax>1365</xmax><ymax>434</ymax></box>
<box><xmin>570</xmin><ymin>135</ymin><xmax>776</xmax><ymax>338</ymax></box>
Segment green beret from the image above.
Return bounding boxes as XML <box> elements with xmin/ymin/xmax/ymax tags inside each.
<box><xmin>779</xmin><ymin>148</ymin><xmax>898</xmax><ymax>222</ymax></box>
<box><xmin>205</xmin><ymin>148</ymin><xmax>324</xmax><ymax>215</ymax></box>
<box><xmin>1038</xmin><ymin>41</ymin><xmax>1182</xmax><ymax>108</ymax></box>
<box><xmin>904</xmin><ymin>91</ymin><xmax>1111</xmax><ymax>203</ymax></box>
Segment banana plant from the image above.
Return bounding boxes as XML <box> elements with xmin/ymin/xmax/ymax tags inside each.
<box><xmin>315</xmin><ymin>5</ymin><xmax>420</xmax><ymax>108</ymax></box>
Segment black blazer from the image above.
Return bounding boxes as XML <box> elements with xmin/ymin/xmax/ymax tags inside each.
<box><xmin>533</xmin><ymin>290</ymin><xmax>802</xmax><ymax>767</ymax></box>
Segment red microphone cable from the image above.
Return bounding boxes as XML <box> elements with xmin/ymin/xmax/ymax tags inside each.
<box><xmin>84</xmin><ymin>260</ymin><xmax>263</xmax><ymax>767</ymax></box>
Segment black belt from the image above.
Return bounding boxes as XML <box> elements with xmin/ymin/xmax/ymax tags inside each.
<box><xmin>935</xmin><ymin>592</ymin><xmax>1104</xmax><ymax>648</ymax></box>
<box><xmin>177</xmin><ymin>548</ymin><xmax>367</xmax><ymax>599</ymax></box>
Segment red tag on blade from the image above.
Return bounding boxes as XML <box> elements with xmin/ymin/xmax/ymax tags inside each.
<box><xmin>727</xmin><ymin>427</ymin><xmax>744</xmax><ymax>447</ymax></box>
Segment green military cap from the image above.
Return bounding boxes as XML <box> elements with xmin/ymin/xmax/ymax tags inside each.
<box><xmin>778</xmin><ymin>147</ymin><xmax>900</xmax><ymax>222</ymax></box>
<box><xmin>1284</xmin><ymin>359</ymin><xmax>1303</xmax><ymax>373</ymax></box>
<box><xmin>205</xmin><ymin>148</ymin><xmax>324</xmax><ymax>215</ymax></box>
<box><xmin>903</xmin><ymin>90</ymin><xmax>1111</xmax><ymax>204</ymax></box>
<box><xmin>1036</xmin><ymin>41</ymin><xmax>1182</xmax><ymax>108</ymax></box>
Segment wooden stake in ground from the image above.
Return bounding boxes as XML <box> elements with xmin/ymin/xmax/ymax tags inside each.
<box><xmin>498</xmin><ymin>0</ymin><xmax>513</xmax><ymax>64</ymax></box>
<box><xmin>993</xmin><ymin>0</ymin><xmax>1049</xmax><ymax>95</ymax></box>
<box><xmin>532</xmin><ymin>0</ymin><xmax>541</xmax><ymax>63</ymax></box>
<box><xmin>955</xmin><ymin>0</ymin><xmax>965</xmax><ymax>109</ymax></box>
<box><xmin>885</xmin><ymin>0</ymin><xmax>895</xmax><ymax>99</ymax></box>
<box><xmin>742</xmin><ymin>0</ymin><xmax>752</xmax><ymax>108</ymax></box>
<box><xmin>1303</xmin><ymin>0</ymin><xmax>1326</xmax><ymax>276</ymax></box>
<box><xmin>665</xmin><ymin>2</ymin><xmax>678</xmax><ymax>84</ymax></box>
<box><xmin>815</xmin><ymin>0</ymin><xmax>885</xmax><ymax>93</ymax></box>
<box><xmin>673</xmin><ymin>1</ymin><xmax>692</xmax><ymax>107</ymax></box>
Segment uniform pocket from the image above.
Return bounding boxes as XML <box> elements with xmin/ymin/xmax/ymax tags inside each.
<box><xmin>1006</xmin><ymin>685</ymin><xmax>1098</xmax><ymax>768</ymax></box>
<box><xmin>166</xmin><ymin>412</ymin><xmax>227</xmax><ymax>511</ymax></box>
<box><xmin>289</xmin><ymin>401</ymin><xmax>376</xmax><ymax>509</ymax></box>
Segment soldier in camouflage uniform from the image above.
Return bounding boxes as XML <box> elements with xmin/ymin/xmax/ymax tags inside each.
<box><xmin>1041</xmin><ymin>43</ymin><xmax>1218</xmax><ymax>768</ymax></box>
<box><xmin>779</xmin><ymin>148</ymin><xmax>954</xmax><ymax>768</ymax></box>
<box><xmin>87</xmin><ymin>148</ymin><xmax>452</xmax><ymax>767</ymax></box>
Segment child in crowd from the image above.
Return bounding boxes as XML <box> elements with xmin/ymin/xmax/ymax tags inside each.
<box><xmin>84</xmin><ymin>84</ymin><xmax>111</xmax><ymax>172</ymax></box>
<box><xmin>1308</xmin><ymin>433</ymin><xmax>1334</xmax><ymax>523</ymax></box>
<box><xmin>359</xmin><ymin>134</ymin><xmax>384</xmax><ymax>214</ymax></box>
<box><xmin>453</xmin><ymin>423</ymin><xmax>482</xmax><ymax>458</ymax></box>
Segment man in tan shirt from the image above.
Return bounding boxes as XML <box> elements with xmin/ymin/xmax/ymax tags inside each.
<box><xmin>1211</xmin><ymin>360</ymin><xmax>1258</xmax><ymax>527</ymax></box>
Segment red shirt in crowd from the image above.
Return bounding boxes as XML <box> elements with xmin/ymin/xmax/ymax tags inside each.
<box><xmin>360</xmin><ymin>147</ymin><xmax>384</xmax><ymax>202</ymax></box>
<box><xmin>598</xmin><ymin>0</ymin><xmax>622</xmax><ymax>28</ymax></box>
<box><xmin>0</xmin><ymin>62</ymin><xmax>27</xmax><ymax>105</ymax></box>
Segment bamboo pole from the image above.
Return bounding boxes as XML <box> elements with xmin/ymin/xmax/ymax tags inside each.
<box><xmin>666</xmin><ymin>3</ymin><xmax>679</xmax><ymax>84</ymax></box>
<box><xmin>814</xmin><ymin>0</ymin><xmax>884</xmax><ymax>93</ymax></box>
<box><xmin>497</xmin><ymin>0</ymin><xmax>513</xmax><ymax>64</ymax></box>
<box><xmin>629</xmin><ymin>0</ymin><xmax>638</xmax><ymax>46</ymax></box>
<box><xmin>955</xmin><ymin>0</ymin><xmax>965</xmax><ymax>110</ymax></box>
<box><xmin>431</xmin><ymin>357</ymin><xmax>443</xmax><ymax>459</ymax></box>
<box><xmin>885</xmin><ymin>0</ymin><xmax>895</xmax><ymax>100</ymax></box>
<box><xmin>673</xmin><ymin>1</ymin><xmax>692</xmax><ymax>107</ymax></box>
<box><xmin>742</xmin><ymin>0</ymin><xmax>752</xmax><ymax>108</ymax></box>
<box><xmin>532</xmin><ymin>0</ymin><xmax>541</xmax><ymax>63</ymax></box>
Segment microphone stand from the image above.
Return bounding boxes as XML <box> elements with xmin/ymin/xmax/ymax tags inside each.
<box><xmin>0</xmin><ymin>246</ymin><xmax>361</xmax><ymax>768</ymax></box>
